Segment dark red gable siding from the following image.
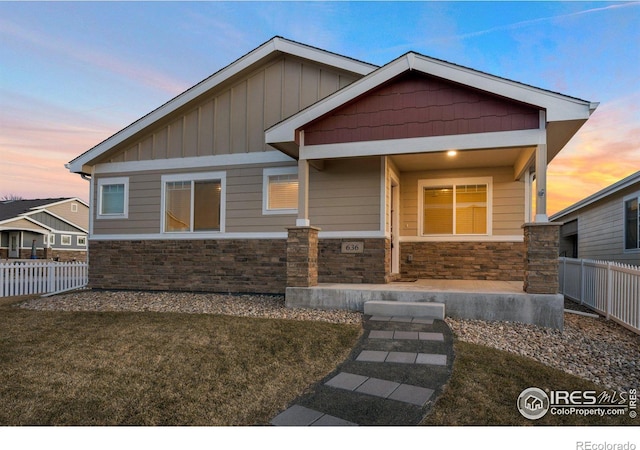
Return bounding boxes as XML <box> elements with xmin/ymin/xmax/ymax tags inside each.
<box><xmin>303</xmin><ymin>72</ymin><xmax>541</xmax><ymax>145</ymax></box>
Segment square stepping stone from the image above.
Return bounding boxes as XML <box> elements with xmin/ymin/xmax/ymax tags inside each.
<box><xmin>369</xmin><ymin>330</ymin><xmax>394</xmax><ymax>339</ymax></box>
<box><xmin>325</xmin><ymin>372</ymin><xmax>368</xmax><ymax>391</ymax></box>
<box><xmin>356</xmin><ymin>350</ymin><xmax>388</xmax><ymax>362</ymax></box>
<box><xmin>271</xmin><ymin>405</ymin><xmax>324</xmax><ymax>426</ymax></box>
<box><xmin>388</xmin><ymin>384</ymin><xmax>434</xmax><ymax>407</ymax></box>
<box><xmin>416</xmin><ymin>353</ymin><xmax>447</xmax><ymax>366</ymax></box>
<box><xmin>369</xmin><ymin>316</ymin><xmax>392</xmax><ymax>321</ymax></box>
<box><xmin>412</xmin><ymin>317</ymin><xmax>434</xmax><ymax>325</ymax></box>
<box><xmin>394</xmin><ymin>331</ymin><xmax>419</xmax><ymax>340</ymax></box>
<box><xmin>385</xmin><ymin>351</ymin><xmax>417</xmax><ymax>364</ymax></box>
<box><xmin>311</xmin><ymin>414</ymin><xmax>358</xmax><ymax>426</ymax></box>
<box><xmin>356</xmin><ymin>377</ymin><xmax>400</xmax><ymax>398</ymax></box>
<box><xmin>389</xmin><ymin>316</ymin><xmax>413</xmax><ymax>323</ymax></box>
<box><xmin>419</xmin><ymin>332</ymin><xmax>444</xmax><ymax>341</ymax></box>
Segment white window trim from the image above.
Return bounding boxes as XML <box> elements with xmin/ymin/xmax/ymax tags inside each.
<box><xmin>262</xmin><ymin>167</ymin><xmax>298</xmax><ymax>215</ymax></box>
<box><xmin>71</xmin><ymin>203</ymin><xmax>78</xmax><ymax>212</ymax></box>
<box><xmin>48</xmin><ymin>234</ymin><xmax>55</xmax><ymax>245</ymax></box>
<box><xmin>160</xmin><ymin>171</ymin><xmax>226</xmax><ymax>234</ymax></box>
<box><xmin>418</xmin><ymin>177</ymin><xmax>493</xmax><ymax>238</ymax></box>
<box><xmin>623</xmin><ymin>191</ymin><xmax>640</xmax><ymax>253</ymax></box>
<box><xmin>61</xmin><ymin>235</ymin><xmax>72</xmax><ymax>246</ymax></box>
<box><xmin>77</xmin><ymin>236</ymin><xmax>87</xmax><ymax>246</ymax></box>
<box><xmin>97</xmin><ymin>177</ymin><xmax>129</xmax><ymax>219</ymax></box>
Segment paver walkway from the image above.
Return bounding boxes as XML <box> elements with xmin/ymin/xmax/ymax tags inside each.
<box><xmin>270</xmin><ymin>314</ymin><xmax>454</xmax><ymax>426</ymax></box>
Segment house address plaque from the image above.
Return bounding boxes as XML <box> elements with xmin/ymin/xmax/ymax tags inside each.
<box><xmin>341</xmin><ymin>242</ymin><xmax>364</xmax><ymax>254</ymax></box>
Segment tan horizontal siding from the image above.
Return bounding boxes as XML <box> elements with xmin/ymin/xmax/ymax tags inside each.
<box><xmin>309</xmin><ymin>158</ymin><xmax>382</xmax><ymax>232</ymax></box>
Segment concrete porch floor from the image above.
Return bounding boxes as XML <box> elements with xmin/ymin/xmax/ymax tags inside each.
<box><xmin>286</xmin><ymin>279</ymin><xmax>564</xmax><ymax>329</ymax></box>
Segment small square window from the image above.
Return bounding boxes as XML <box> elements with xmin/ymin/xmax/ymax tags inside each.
<box><xmin>263</xmin><ymin>167</ymin><xmax>298</xmax><ymax>215</ymax></box>
<box><xmin>77</xmin><ymin>236</ymin><xmax>87</xmax><ymax>246</ymax></box>
<box><xmin>97</xmin><ymin>177</ymin><xmax>129</xmax><ymax>219</ymax></box>
<box><xmin>61</xmin><ymin>235</ymin><xmax>72</xmax><ymax>246</ymax></box>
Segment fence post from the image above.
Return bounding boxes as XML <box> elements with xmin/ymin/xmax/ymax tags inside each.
<box><xmin>606</xmin><ymin>261</ymin><xmax>613</xmax><ymax>320</ymax></box>
<box><xmin>580</xmin><ymin>259</ymin><xmax>585</xmax><ymax>305</ymax></box>
<box><xmin>0</xmin><ymin>264</ymin><xmax>4</xmax><ymax>297</ymax></box>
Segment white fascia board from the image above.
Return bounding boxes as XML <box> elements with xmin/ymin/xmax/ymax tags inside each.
<box><xmin>410</xmin><ymin>54</ymin><xmax>594</xmax><ymax>121</ymax></box>
<box><xmin>68</xmin><ymin>37</ymin><xmax>376</xmax><ymax>174</ymax></box>
<box><xmin>272</xmin><ymin>37</ymin><xmax>377</xmax><ymax>75</ymax></box>
<box><xmin>28</xmin><ymin>197</ymin><xmax>89</xmax><ymax>210</ymax></box>
<box><xmin>300</xmin><ymin>129</ymin><xmax>545</xmax><ymax>160</ymax></box>
<box><xmin>23</xmin><ymin>209</ymin><xmax>89</xmax><ymax>234</ymax></box>
<box><xmin>93</xmin><ymin>151</ymin><xmax>295</xmax><ymax>175</ymax></box>
<box><xmin>550</xmin><ymin>171</ymin><xmax>640</xmax><ymax>221</ymax></box>
<box><xmin>266</xmin><ymin>55</ymin><xmax>411</xmax><ymax>144</ymax></box>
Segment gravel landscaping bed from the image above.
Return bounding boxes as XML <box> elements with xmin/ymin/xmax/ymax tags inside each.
<box><xmin>17</xmin><ymin>289</ymin><xmax>362</xmax><ymax>324</ymax></box>
<box><xmin>17</xmin><ymin>290</ymin><xmax>639</xmax><ymax>390</ymax></box>
<box><xmin>447</xmin><ymin>312</ymin><xmax>640</xmax><ymax>390</ymax></box>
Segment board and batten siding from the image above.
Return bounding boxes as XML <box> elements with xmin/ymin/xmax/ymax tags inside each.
<box><xmin>399</xmin><ymin>166</ymin><xmax>525</xmax><ymax>238</ymax></box>
<box><xmin>101</xmin><ymin>56</ymin><xmax>361</xmax><ymax>164</ymax></box>
<box><xmin>557</xmin><ymin>185</ymin><xmax>640</xmax><ymax>264</ymax></box>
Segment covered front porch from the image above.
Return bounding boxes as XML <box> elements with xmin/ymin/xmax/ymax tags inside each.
<box><xmin>286</xmin><ymin>279</ymin><xmax>564</xmax><ymax>329</ymax></box>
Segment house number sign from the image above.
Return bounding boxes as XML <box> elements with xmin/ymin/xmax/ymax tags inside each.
<box><xmin>341</xmin><ymin>242</ymin><xmax>364</xmax><ymax>254</ymax></box>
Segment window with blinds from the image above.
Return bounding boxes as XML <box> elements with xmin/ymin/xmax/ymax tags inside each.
<box><xmin>97</xmin><ymin>177</ymin><xmax>128</xmax><ymax>219</ymax></box>
<box><xmin>163</xmin><ymin>172</ymin><xmax>223</xmax><ymax>233</ymax></box>
<box><xmin>625</xmin><ymin>196</ymin><xmax>639</xmax><ymax>251</ymax></box>
<box><xmin>263</xmin><ymin>167</ymin><xmax>298</xmax><ymax>215</ymax></box>
<box><xmin>420</xmin><ymin>179</ymin><xmax>490</xmax><ymax>236</ymax></box>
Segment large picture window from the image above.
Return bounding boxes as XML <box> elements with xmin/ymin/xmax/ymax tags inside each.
<box><xmin>262</xmin><ymin>167</ymin><xmax>298</xmax><ymax>215</ymax></box>
<box><xmin>419</xmin><ymin>178</ymin><xmax>491</xmax><ymax>236</ymax></box>
<box><xmin>624</xmin><ymin>195</ymin><xmax>639</xmax><ymax>251</ymax></box>
<box><xmin>162</xmin><ymin>172</ymin><xmax>225</xmax><ymax>233</ymax></box>
<box><xmin>97</xmin><ymin>177</ymin><xmax>128</xmax><ymax>219</ymax></box>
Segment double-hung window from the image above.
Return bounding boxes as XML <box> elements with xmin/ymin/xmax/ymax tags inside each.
<box><xmin>162</xmin><ymin>172</ymin><xmax>225</xmax><ymax>233</ymax></box>
<box><xmin>624</xmin><ymin>193</ymin><xmax>639</xmax><ymax>251</ymax></box>
<box><xmin>419</xmin><ymin>177</ymin><xmax>492</xmax><ymax>236</ymax></box>
<box><xmin>263</xmin><ymin>167</ymin><xmax>298</xmax><ymax>215</ymax></box>
<box><xmin>97</xmin><ymin>177</ymin><xmax>129</xmax><ymax>219</ymax></box>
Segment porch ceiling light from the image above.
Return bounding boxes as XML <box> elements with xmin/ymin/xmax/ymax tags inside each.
<box><xmin>447</xmin><ymin>150</ymin><xmax>458</xmax><ymax>157</ymax></box>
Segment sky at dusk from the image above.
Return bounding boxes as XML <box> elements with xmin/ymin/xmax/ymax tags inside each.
<box><xmin>1</xmin><ymin>1</ymin><xmax>638</xmax><ymax>216</ymax></box>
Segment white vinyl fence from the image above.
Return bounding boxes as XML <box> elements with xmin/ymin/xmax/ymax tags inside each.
<box><xmin>559</xmin><ymin>257</ymin><xmax>640</xmax><ymax>335</ymax></box>
<box><xmin>0</xmin><ymin>261</ymin><xmax>88</xmax><ymax>297</ymax></box>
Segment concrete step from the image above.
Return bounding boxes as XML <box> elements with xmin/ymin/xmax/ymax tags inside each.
<box><xmin>364</xmin><ymin>300</ymin><xmax>445</xmax><ymax>320</ymax></box>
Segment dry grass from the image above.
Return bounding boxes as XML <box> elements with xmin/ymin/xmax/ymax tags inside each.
<box><xmin>0</xmin><ymin>298</ymin><xmax>360</xmax><ymax>426</ymax></box>
<box><xmin>422</xmin><ymin>340</ymin><xmax>637</xmax><ymax>426</ymax></box>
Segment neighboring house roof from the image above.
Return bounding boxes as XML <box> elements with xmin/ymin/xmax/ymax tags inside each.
<box><xmin>550</xmin><ymin>171</ymin><xmax>640</xmax><ymax>221</ymax></box>
<box><xmin>0</xmin><ymin>198</ymin><xmax>89</xmax><ymax>233</ymax></box>
<box><xmin>0</xmin><ymin>198</ymin><xmax>69</xmax><ymax>222</ymax></box>
<box><xmin>266</xmin><ymin>51</ymin><xmax>597</xmax><ymax>160</ymax></box>
<box><xmin>65</xmin><ymin>36</ymin><xmax>377</xmax><ymax>175</ymax></box>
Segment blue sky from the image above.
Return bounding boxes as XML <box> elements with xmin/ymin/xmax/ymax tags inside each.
<box><xmin>1</xmin><ymin>1</ymin><xmax>638</xmax><ymax>213</ymax></box>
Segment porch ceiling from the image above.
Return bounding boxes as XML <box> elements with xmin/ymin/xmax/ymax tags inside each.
<box><xmin>389</xmin><ymin>146</ymin><xmax>532</xmax><ymax>172</ymax></box>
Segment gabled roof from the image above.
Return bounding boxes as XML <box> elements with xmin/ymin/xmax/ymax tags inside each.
<box><xmin>266</xmin><ymin>52</ymin><xmax>598</xmax><ymax>158</ymax></box>
<box><xmin>0</xmin><ymin>198</ymin><xmax>88</xmax><ymax>231</ymax></box>
<box><xmin>66</xmin><ymin>36</ymin><xmax>377</xmax><ymax>174</ymax></box>
<box><xmin>550</xmin><ymin>171</ymin><xmax>640</xmax><ymax>221</ymax></box>
<box><xmin>0</xmin><ymin>198</ymin><xmax>69</xmax><ymax>222</ymax></box>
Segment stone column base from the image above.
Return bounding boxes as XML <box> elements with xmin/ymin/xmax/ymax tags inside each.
<box><xmin>523</xmin><ymin>222</ymin><xmax>562</xmax><ymax>294</ymax></box>
<box><xmin>287</xmin><ymin>226</ymin><xmax>320</xmax><ymax>287</ymax></box>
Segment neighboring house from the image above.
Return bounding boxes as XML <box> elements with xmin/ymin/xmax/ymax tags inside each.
<box><xmin>0</xmin><ymin>198</ymin><xmax>89</xmax><ymax>261</ymax></box>
<box><xmin>551</xmin><ymin>171</ymin><xmax>640</xmax><ymax>265</ymax></box>
<box><xmin>66</xmin><ymin>36</ymin><xmax>596</xmax><ymax>297</ymax></box>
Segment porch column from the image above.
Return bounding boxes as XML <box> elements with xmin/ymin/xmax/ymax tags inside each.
<box><xmin>297</xmin><ymin>158</ymin><xmax>310</xmax><ymax>227</ymax></box>
<box><xmin>535</xmin><ymin>144</ymin><xmax>548</xmax><ymax>222</ymax></box>
<box><xmin>522</xmin><ymin>222</ymin><xmax>561</xmax><ymax>294</ymax></box>
<box><xmin>287</xmin><ymin>226</ymin><xmax>320</xmax><ymax>287</ymax></box>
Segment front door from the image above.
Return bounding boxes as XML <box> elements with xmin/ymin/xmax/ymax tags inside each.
<box><xmin>8</xmin><ymin>232</ymin><xmax>20</xmax><ymax>258</ymax></box>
